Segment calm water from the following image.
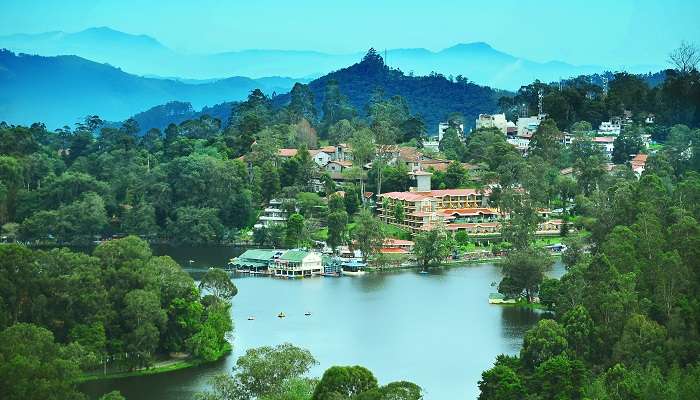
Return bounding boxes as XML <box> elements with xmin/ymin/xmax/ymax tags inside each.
<box><xmin>81</xmin><ymin>246</ymin><xmax>564</xmax><ymax>400</ymax></box>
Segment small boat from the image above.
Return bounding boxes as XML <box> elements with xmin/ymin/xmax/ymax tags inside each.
<box><xmin>277</xmin><ymin>312</ymin><xmax>286</xmax><ymax>318</ymax></box>
<box><xmin>247</xmin><ymin>316</ymin><xmax>255</xmax><ymax>321</ymax></box>
<box><xmin>419</xmin><ymin>270</ymin><xmax>428</xmax><ymax>274</ymax></box>
<box><xmin>304</xmin><ymin>312</ymin><xmax>312</xmax><ymax>316</ymax></box>
<box><xmin>188</xmin><ymin>259</ymin><xmax>195</xmax><ymax>264</ymax></box>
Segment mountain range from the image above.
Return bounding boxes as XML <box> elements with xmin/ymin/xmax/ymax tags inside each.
<box><xmin>0</xmin><ymin>50</ymin><xmax>303</xmax><ymax>128</ymax></box>
<box><xmin>0</xmin><ymin>27</ymin><xmax>663</xmax><ymax>90</ymax></box>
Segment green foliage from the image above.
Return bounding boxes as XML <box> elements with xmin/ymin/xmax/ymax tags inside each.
<box><xmin>412</xmin><ymin>225</ymin><xmax>455</xmax><ymax>268</ymax></box>
<box><xmin>0</xmin><ymin>323</ymin><xmax>84</xmax><ymax>400</ymax></box>
<box><xmin>197</xmin><ymin>343</ymin><xmax>317</xmax><ymax>400</ymax></box>
<box><xmin>313</xmin><ymin>365</ymin><xmax>378</xmax><ymax>400</ymax></box>
<box><xmin>199</xmin><ymin>268</ymin><xmax>238</xmax><ymax>302</ymax></box>
<box><xmin>351</xmin><ymin>209</ymin><xmax>385</xmax><ymax>262</ymax></box>
<box><xmin>498</xmin><ymin>247</ymin><xmax>553</xmax><ymax>302</ymax></box>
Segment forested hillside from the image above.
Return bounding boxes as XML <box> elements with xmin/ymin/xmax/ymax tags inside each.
<box><xmin>274</xmin><ymin>49</ymin><xmax>505</xmax><ymax>132</ymax></box>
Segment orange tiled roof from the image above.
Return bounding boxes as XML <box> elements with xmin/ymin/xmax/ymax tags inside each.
<box><xmin>383</xmin><ymin>238</ymin><xmax>414</xmax><ymax>247</ymax></box>
<box><xmin>379</xmin><ymin>188</ymin><xmax>486</xmax><ymax>201</ymax></box>
<box><xmin>278</xmin><ymin>148</ymin><xmax>298</xmax><ymax>157</ymax></box>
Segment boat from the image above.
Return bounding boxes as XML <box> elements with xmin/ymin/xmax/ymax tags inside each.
<box><xmin>188</xmin><ymin>259</ymin><xmax>195</xmax><ymax>264</ymax></box>
<box><xmin>419</xmin><ymin>270</ymin><xmax>428</xmax><ymax>274</ymax></box>
<box><xmin>277</xmin><ymin>312</ymin><xmax>286</xmax><ymax>318</ymax></box>
<box><xmin>304</xmin><ymin>312</ymin><xmax>312</xmax><ymax>316</ymax></box>
<box><xmin>247</xmin><ymin>316</ymin><xmax>255</xmax><ymax>321</ymax></box>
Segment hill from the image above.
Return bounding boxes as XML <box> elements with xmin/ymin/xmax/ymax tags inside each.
<box><xmin>0</xmin><ymin>27</ymin><xmax>664</xmax><ymax>89</ymax></box>
<box><xmin>274</xmin><ymin>51</ymin><xmax>505</xmax><ymax>132</ymax></box>
<box><xmin>0</xmin><ymin>50</ymin><xmax>301</xmax><ymax>128</ymax></box>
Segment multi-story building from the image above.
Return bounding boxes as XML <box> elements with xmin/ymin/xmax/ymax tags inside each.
<box><xmin>377</xmin><ymin>171</ymin><xmax>563</xmax><ymax>237</ymax></box>
<box><xmin>438</xmin><ymin>122</ymin><xmax>464</xmax><ymax>140</ymax></box>
<box><xmin>377</xmin><ymin>171</ymin><xmax>492</xmax><ymax>234</ymax></box>
<box><xmin>476</xmin><ymin>113</ymin><xmax>509</xmax><ymax>134</ymax></box>
<box><xmin>254</xmin><ymin>199</ymin><xmax>289</xmax><ymax>229</ymax></box>
<box><xmin>593</xmin><ymin>136</ymin><xmax>615</xmax><ymax>158</ymax></box>
<box><xmin>516</xmin><ymin>114</ymin><xmax>545</xmax><ymax>137</ymax></box>
<box><xmin>272</xmin><ymin>250</ymin><xmax>323</xmax><ymax>278</ymax></box>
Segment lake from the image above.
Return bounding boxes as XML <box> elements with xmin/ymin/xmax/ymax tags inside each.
<box><xmin>81</xmin><ymin>246</ymin><xmax>564</xmax><ymax>400</ymax></box>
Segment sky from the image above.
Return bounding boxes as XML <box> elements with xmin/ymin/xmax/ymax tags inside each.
<box><xmin>2</xmin><ymin>0</ymin><xmax>699</xmax><ymax>67</ymax></box>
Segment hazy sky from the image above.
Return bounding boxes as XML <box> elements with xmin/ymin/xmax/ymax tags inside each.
<box><xmin>2</xmin><ymin>0</ymin><xmax>698</xmax><ymax>67</ymax></box>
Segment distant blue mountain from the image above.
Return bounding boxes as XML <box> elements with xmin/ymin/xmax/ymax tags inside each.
<box><xmin>0</xmin><ymin>50</ymin><xmax>303</xmax><ymax>128</ymax></box>
<box><xmin>0</xmin><ymin>27</ymin><xmax>664</xmax><ymax>90</ymax></box>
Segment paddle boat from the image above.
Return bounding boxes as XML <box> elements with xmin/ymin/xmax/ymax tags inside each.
<box><xmin>277</xmin><ymin>312</ymin><xmax>286</xmax><ymax>318</ymax></box>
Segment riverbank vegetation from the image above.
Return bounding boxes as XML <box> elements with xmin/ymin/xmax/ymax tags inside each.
<box><xmin>0</xmin><ymin>236</ymin><xmax>236</xmax><ymax>400</ymax></box>
<box><xmin>196</xmin><ymin>343</ymin><xmax>423</xmax><ymax>400</ymax></box>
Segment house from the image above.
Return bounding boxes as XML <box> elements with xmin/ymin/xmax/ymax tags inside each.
<box><xmin>254</xmin><ymin>199</ymin><xmax>289</xmax><ymax>228</ymax></box>
<box><xmin>230</xmin><ymin>249</ymin><xmax>284</xmax><ymax>273</ymax></box>
<box><xmin>380</xmin><ymin>238</ymin><xmax>415</xmax><ymax>254</ymax></box>
<box><xmin>326</xmin><ymin>160</ymin><xmax>353</xmax><ymax>173</ymax></box>
<box><xmin>336</xmin><ymin>143</ymin><xmax>353</xmax><ymax>161</ymax></box>
<box><xmin>272</xmin><ymin>250</ymin><xmax>323</xmax><ymax>278</ymax></box>
<box><xmin>309</xmin><ymin>149</ymin><xmax>332</xmax><ymax>167</ymax></box>
<box><xmin>593</xmin><ymin>136</ymin><xmax>615</xmax><ymax>158</ymax></box>
<box><xmin>630</xmin><ymin>153</ymin><xmax>648</xmax><ymax>177</ymax></box>
<box><xmin>476</xmin><ymin>113</ymin><xmax>509</xmax><ymax>134</ymax></box>
<box><xmin>278</xmin><ymin>148</ymin><xmax>298</xmax><ymax>158</ymax></box>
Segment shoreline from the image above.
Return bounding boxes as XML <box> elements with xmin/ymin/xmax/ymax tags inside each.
<box><xmin>79</xmin><ymin>344</ymin><xmax>231</xmax><ymax>382</ymax></box>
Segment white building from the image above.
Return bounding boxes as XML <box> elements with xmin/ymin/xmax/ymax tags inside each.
<box><xmin>598</xmin><ymin>120</ymin><xmax>621</xmax><ymax>136</ymax></box>
<box><xmin>254</xmin><ymin>199</ymin><xmax>288</xmax><ymax>229</ymax></box>
<box><xmin>476</xmin><ymin>113</ymin><xmax>509</xmax><ymax>135</ymax></box>
<box><xmin>516</xmin><ymin>114</ymin><xmax>545</xmax><ymax>137</ymax></box>
<box><xmin>309</xmin><ymin>149</ymin><xmax>332</xmax><ymax>167</ymax></box>
<box><xmin>593</xmin><ymin>136</ymin><xmax>615</xmax><ymax>158</ymax></box>
<box><xmin>422</xmin><ymin>140</ymin><xmax>440</xmax><ymax>153</ymax></box>
<box><xmin>272</xmin><ymin>250</ymin><xmax>323</xmax><ymax>278</ymax></box>
<box><xmin>438</xmin><ymin>122</ymin><xmax>464</xmax><ymax>141</ymax></box>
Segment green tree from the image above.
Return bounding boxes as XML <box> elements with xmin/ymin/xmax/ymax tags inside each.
<box><xmin>197</xmin><ymin>343</ymin><xmax>317</xmax><ymax>400</ymax></box>
<box><xmin>286</xmin><ymin>213</ymin><xmax>305</xmax><ymax>248</ymax></box>
<box><xmin>351</xmin><ymin>209</ymin><xmax>385</xmax><ymax>262</ymax></box>
<box><xmin>520</xmin><ymin>319</ymin><xmax>568</xmax><ymax>369</ymax></box>
<box><xmin>498</xmin><ymin>247</ymin><xmax>553</xmax><ymax>302</ymax></box>
<box><xmin>413</xmin><ymin>225</ymin><xmax>455</xmax><ymax>268</ymax></box>
<box><xmin>528</xmin><ymin>118</ymin><xmax>563</xmax><ymax>164</ymax></box>
<box><xmin>327</xmin><ymin>210</ymin><xmax>348</xmax><ymax>251</ymax></box>
<box><xmin>313</xmin><ymin>365</ymin><xmax>379</xmax><ymax>400</ymax></box>
<box><xmin>444</xmin><ymin>161</ymin><xmax>466</xmax><ymax>188</ymax></box>
<box><xmin>0</xmin><ymin>323</ymin><xmax>84</xmax><ymax>400</ymax></box>
<box><xmin>199</xmin><ymin>268</ymin><xmax>238</xmax><ymax>302</ymax></box>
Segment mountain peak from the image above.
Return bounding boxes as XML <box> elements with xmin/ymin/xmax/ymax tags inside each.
<box><xmin>442</xmin><ymin>42</ymin><xmax>496</xmax><ymax>53</ymax></box>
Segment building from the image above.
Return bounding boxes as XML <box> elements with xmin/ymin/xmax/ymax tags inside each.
<box><xmin>377</xmin><ymin>171</ymin><xmax>491</xmax><ymax>234</ymax></box>
<box><xmin>380</xmin><ymin>238</ymin><xmax>415</xmax><ymax>254</ymax></box>
<box><xmin>630</xmin><ymin>153</ymin><xmax>648</xmax><ymax>177</ymax></box>
<box><xmin>377</xmin><ymin>172</ymin><xmax>562</xmax><ymax>237</ymax></box>
<box><xmin>593</xmin><ymin>136</ymin><xmax>615</xmax><ymax>158</ymax></box>
<box><xmin>254</xmin><ymin>199</ymin><xmax>288</xmax><ymax>228</ymax></box>
<box><xmin>438</xmin><ymin>122</ymin><xmax>464</xmax><ymax>141</ymax></box>
<box><xmin>516</xmin><ymin>114</ymin><xmax>545</xmax><ymax>137</ymax></box>
<box><xmin>309</xmin><ymin>149</ymin><xmax>332</xmax><ymax>167</ymax></box>
<box><xmin>598</xmin><ymin>119</ymin><xmax>622</xmax><ymax>136</ymax></box>
<box><xmin>272</xmin><ymin>250</ymin><xmax>323</xmax><ymax>278</ymax></box>
<box><xmin>325</xmin><ymin>160</ymin><xmax>353</xmax><ymax>173</ymax></box>
<box><xmin>422</xmin><ymin>140</ymin><xmax>440</xmax><ymax>153</ymax></box>
<box><xmin>476</xmin><ymin>113</ymin><xmax>509</xmax><ymax>134</ymax></box>
<box><xmin>230</xmin><ymin>249</ymin><xmax>283</xmax><ymax>273</ymax></box>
